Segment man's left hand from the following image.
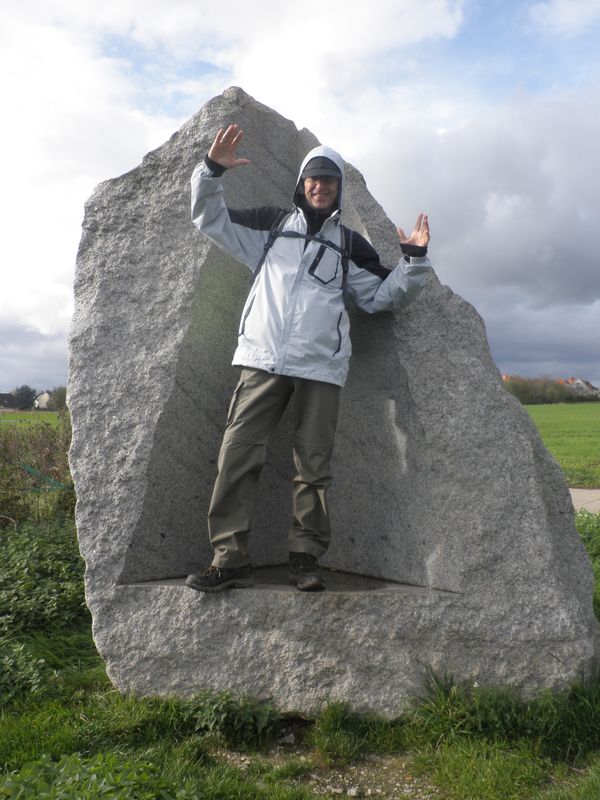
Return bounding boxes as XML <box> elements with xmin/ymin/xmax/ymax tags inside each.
<box><xmin>397</xmin><ymin>213</ymin><xmax>430</xmax><ymax>248</ymax></box>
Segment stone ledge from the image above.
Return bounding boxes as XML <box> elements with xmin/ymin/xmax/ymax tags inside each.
<box><xmin>121</xmin><ymin>565</ymin><xmax>458</xmax><ymax>595</ymax></box>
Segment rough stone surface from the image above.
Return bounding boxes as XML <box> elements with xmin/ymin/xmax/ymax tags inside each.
<box><xmin>68</xmin><ymin>86</ymin><xmax>599</xmax><ymax>715</ymax></box>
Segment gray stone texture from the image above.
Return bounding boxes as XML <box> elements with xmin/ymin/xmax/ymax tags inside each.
<box><xmin>68</xmin><ymin>86</ymin><xmax>599</xmax><ymax>716</ymax></box>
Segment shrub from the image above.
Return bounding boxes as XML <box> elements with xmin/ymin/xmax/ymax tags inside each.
<box><xmin>0</xmin><ymin>521</ymin><xmax>88</xmax><ymax>637</ymax></box>
<box><xmin>0</xmin><ymin>412</ymin><xmax>74</xmax><ymax>526</ymax></box>
<box><xmin>190</xmin><ymin>691</ymin><xmax>283</xmax><ymax>749</ymax></box>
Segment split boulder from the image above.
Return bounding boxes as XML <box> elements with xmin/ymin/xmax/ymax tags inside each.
<box><xmin>68</xmin><ymin>87</ymin><xmax>599</xmax><ymax>715</ymax></box>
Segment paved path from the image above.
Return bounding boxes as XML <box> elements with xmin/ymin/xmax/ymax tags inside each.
<box><xmin>570</xmin><ymin>488</ymin><xmax>600</xmax><ymax>513</ymax></box>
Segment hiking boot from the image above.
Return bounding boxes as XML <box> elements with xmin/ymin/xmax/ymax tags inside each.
<box><xmin>289</xmin><ymin>552</ymin><xmax>324</xmax><ymax>592</ymax></box>
<box><xmin>185</xmin><ymin>564</ymin><xmax>254</xmax><ymax>593</ymax></box>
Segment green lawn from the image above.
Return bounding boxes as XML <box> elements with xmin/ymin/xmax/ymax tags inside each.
<box><xmin>525</xmin><ymin>403</ymin><xmax>600</xmax><ymax>488</ymax></box>
<box><xmin>0</xmin><ymin>411</ymin><xmax>60</xmax><ymax>427</ymax></box>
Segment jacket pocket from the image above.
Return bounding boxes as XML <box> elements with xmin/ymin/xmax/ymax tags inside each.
<box><xmin>308</xmin><ymin>245</ymin><xmax>341</xmax><ymax>286</ymax></box>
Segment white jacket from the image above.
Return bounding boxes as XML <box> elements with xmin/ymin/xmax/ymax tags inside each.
<box><xmin>191</xmin><ymin>145</ymin><xmax>432</xmax><ymax>387</ymax></box>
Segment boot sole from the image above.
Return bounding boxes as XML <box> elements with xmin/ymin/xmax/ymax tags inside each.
<box><xmin>185</xmin><ymin>576</ymin><xmax>254</xmax><ymax>593</ymax></box>
<box><xmin>289</xmin><ymin>573</ymin><xmax>325</xmax><ymax>592</ymax></box>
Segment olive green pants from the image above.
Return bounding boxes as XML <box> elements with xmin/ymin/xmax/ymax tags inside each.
<box><xmin>208</xmin><ymin>368</ymin><xmax>340</xmax><ymax>568</ymax></box>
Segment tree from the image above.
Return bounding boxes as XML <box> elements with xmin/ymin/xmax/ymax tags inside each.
<box><xmin>13</xmin><ymin>385</ymin><xmax>37</xmax><ymax>410</ymax></box>
<box><xmin>48</xmin><ymin>386</ymin><xmax>67</xmax><ymax>411</ymax></box>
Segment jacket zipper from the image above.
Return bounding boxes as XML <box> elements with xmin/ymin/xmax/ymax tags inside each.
<box><xmin>333</xmin><ymin>312</ymin><xmax>343</xmax><ymax>356</ymax></box>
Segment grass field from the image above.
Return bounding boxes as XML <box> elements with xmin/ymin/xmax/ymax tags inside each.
<box><xmin>0</xmin><ymin>410</ymin><xmax>60</xmax><ymax>427</ymax></box>
<box><xmin>525</xmin><ymin>403</ymin><xmax>600</xmax><ymax>488</ymax></box>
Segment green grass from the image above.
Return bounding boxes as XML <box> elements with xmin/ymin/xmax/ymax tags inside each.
<box><xmin>525</xmin><ymin>403</ymin><xmax>600</xmax><ymax>487</ymax></box>
<box><xmin>411</xmin><ymin>738</ymin><xmax>556</xmax><ymax>800</ymax></box>
<box><xmin>3</xmin><ymin>517</ymin><xmax>600</xmax><ymax>799</ymax></box>
<box><xmin>0</xmin><ymin>411</ymin><xmax>60</xmax><ymax>427</ymax></box>
<box><xmin>541</xmin><ymin>757</ymin><xmax>600</xmax><ymax>799</ymax></box>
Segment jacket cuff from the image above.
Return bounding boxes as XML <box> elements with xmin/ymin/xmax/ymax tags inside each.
<box><xmin>204</xmin><ymin>154</ymin><xmax>227</xmax><ymax>176</ymax></box>
<box><xmin>400</xmin><ymin>243</ymin><xmax>428</xmax><ymax>259</ymax></box>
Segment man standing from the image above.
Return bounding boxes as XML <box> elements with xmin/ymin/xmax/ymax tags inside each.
<box><xmin>186</xmin><ymin>124</ymin><xmax>431</xmax><ymax>593</ymax></box>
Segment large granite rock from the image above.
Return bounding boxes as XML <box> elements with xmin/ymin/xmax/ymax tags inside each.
<box><xmin>68</xmin><ymin>87</ymin><xmax>599</xmax><ymax>715</ymax></box>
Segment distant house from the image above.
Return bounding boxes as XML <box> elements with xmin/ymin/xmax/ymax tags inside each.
<box><xmin>0</xmin><ymin>391</ymin><xmax>20</xmax><ymax>410</ymax></box>
<box><xmin>34</xmin><ymin>391</ymin><xmax>52</xmax><ymax>410</ymax></box>
<box><xmin>560</xmin><ymin>377</ymin><xmax>600</xmax><ymax>398</ymax></box>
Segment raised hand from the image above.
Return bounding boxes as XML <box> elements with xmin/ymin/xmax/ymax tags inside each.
<box><xmin>208</xmin><ymin>124</ymin><xmax>251</xmax><ymax>169</ymax></box>
<box><xmin>397</xmin><ymin>213</ymin><xmax>430</xmax><ymax>248</ymax></box>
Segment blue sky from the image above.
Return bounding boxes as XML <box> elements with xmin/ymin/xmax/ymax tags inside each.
<box><xmin>1</xmin><ymin>0</ymin><xmax>599</xmax><ymax>392</ymax></box>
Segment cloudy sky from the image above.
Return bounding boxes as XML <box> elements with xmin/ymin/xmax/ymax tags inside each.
<box><xmin>1</xmin><ymin>0</ymin><xmax>599</xmax><ymax>392</ymax></box>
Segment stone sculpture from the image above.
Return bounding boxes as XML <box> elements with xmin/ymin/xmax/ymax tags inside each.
<box><xmin>68</xmin><ymin>87</ymin><xmax>598</xmax><ymax>715</ymax></box>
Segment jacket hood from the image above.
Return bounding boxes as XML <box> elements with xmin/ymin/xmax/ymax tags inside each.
<box><xmin>293</xmin><ymin>145</ymin><xmax>345</xmax><ymax>213</ymax></box>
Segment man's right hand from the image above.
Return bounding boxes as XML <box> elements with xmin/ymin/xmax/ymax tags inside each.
<box><xmin>208</xmin><ymin>124</ymin><xmax>251</xmax><ymax>169</ymax></box>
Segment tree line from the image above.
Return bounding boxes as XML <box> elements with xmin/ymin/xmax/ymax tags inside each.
<box><xmin>503</xmin><ymin>376</ymin><xmax>599</xmax><ymax>405</ymax></box>
<box><xmin>2</xmin><ymin>385</ymin><xmax>67</xmax><ymax>411</ymax></box>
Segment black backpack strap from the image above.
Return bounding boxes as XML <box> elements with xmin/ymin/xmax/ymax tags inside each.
<box><xmin>254</xmin><ymin>210</ymin><xmax>291</xmax><ymax>275</ymax></box>
<box><xmin>340</xmin><ymin>225</ymin><xmax>353</xmax><ymax>274</ymax></box>
<box><xmin>340</xmin><ymin>225</ymin><xmax>353</xmax><ymax>308</ymax></box>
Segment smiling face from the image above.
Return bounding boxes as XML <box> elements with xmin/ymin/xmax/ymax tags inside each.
<box><xmin>303</xmin><ymin>175</ymin><xmax>339</xmax><ymax>211</ymax></box>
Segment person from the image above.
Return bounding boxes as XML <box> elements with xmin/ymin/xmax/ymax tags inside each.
<box><xmin>186</xmin><ymin>124</ymin><xmax>432</xmax><ymax>593</ymax></box>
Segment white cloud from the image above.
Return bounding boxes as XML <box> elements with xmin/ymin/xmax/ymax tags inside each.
<box><xmin>0</xmin><ymin>14</ymin><xmax>180</xmax><ymax>338</ymax></box>
<box><xmin>529</xmin><ymin>0</ymin><xmax>600</xmax><ymax>36</ymax></box>
<box><xmin>360</xmin><ymin>88</ymin><xmax>600</xmax><ymax>309</ymax></box>
<box><xmin>12</xmin><ymin>0</ymin><xmax>464</xmax><ymax>50</ymax></box>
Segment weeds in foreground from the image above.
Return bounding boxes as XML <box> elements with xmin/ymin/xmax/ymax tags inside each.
<box><xmin>0</xmin><ymin>752</ymin><xmax>315</xmax><ymax>800</ymax></box>
<box><xmin>0</xmin><ymin>521</ymin><xmax>87</xmax><ymax>639</ymax></box>
<box><xmin>189</xmin><ymin>690</ymin><xmax>284</xmax><ymax>750</ymax></box>
<box><xmin>409</xmin><ymin>669</ymin><xmax>600</xmax><ymax>762</ymax></box>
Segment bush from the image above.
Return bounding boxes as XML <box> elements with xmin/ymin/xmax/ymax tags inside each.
<box><xmin>0</xmin><ymin>521</ymin><xmax>88</xmax><ymax>637</ymax></box>
<box><xmin>0</xmin><ymin>412</ymin><xmax>74</xmax><ymax>526</ymax></box>
<box><xmin>190</xmin><ymin>690</ymin><xmax>283</xmax><ymax>750</ymax></box>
